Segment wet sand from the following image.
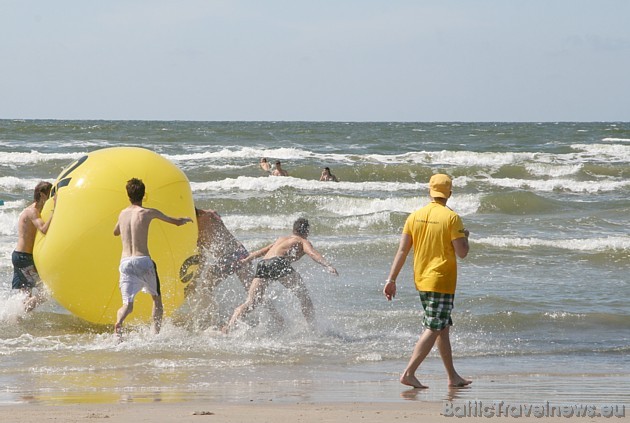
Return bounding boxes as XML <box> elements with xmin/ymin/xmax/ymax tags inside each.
<box><xmin>1</xmin><ymin>367</ymin><xmax>628</xmax><ymax>422</ymax></box>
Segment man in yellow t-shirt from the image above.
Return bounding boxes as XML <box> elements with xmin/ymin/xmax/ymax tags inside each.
<box><xmin>384</xmin><ymin>174</ymin><xmax>471</xmax><ymax>389</ymax></box>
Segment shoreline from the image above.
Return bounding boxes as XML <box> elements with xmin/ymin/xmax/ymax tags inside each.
<box><xmin>2</xmin><ymin>371</ymin><xmax>628</xmax><ymax>420</ymax></box>
<box><xmin>2</xmin><ymin>360</ymin><xmax>629</xmax><ymax>405</ymax></box>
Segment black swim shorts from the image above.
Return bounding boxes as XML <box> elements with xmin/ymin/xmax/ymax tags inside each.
<box><xmin>254</xmin><ymin>257</ymin><xmax>295</xmax><ymax>280</ymax></box>
<box><xmin>12</xmin><ymin>251</ymin><xmax>41</xmax><ymax>290</ymax></box>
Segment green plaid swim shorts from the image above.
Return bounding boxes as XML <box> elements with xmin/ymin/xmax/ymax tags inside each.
<box><xmin>419</xmin><ymin>291</ymin><xmax>454</xmax><ymax>330</ymax></box>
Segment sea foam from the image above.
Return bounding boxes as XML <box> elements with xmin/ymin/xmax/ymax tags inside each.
<box><xmin>475</xmin><ymin>236</ymin><xmax>630</xmax><ymax>252</ymax></box>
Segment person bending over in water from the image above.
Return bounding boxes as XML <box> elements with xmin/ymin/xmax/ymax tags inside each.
<box><xmin>222</xmin><ymin>218</ymin><xmax>338</xmax><ymax>333</ymax></box>
<box><xmin>12</xmin><ymin>181</ymin><xmax>55</xmax><ymax>312</ymax></box>
<box><xmin>260</xmin><ymin>158</ymin><xmax>272</xmax><ymax>173</ymax></box>
<box><xmin>319</xmin><ymin>167</ymin><xmax>339</xmax><ymax>182</ymax></box>
<box><xmin>186</xmin><ymin>208</ymin><xmax>283</xmax><ymax>328</ymax></box>
<box><xmin>114</xmin><ymin>178</ymin><xmax>192</xmax><ymax>338</ymax></box>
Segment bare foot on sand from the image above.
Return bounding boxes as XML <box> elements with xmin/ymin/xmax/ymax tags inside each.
<box><xmin>448</xmin><ymin>376</ymin><xmax>472</xmax><ymax>387</ymax></box>
<box><xmin>400</xmin><ymin>374</ymin><xmax>428</xmax><ymax>389</ymax></box>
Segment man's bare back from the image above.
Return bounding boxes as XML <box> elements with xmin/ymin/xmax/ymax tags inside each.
<box><xmin>197</xmin><ymin>210</ymin><xmax>242</xmax><ymax>257</ymax></box>
<box><xmin>114</xmin><ymin>205</ymin><xmax>193</xmax><ymax>258</ymax></box>
<box><xmin>115</xmin><ymin>206</ymin><xmax>153</xmax><ymax>257</ymax></box>
<box><xmin>262</xmin><ymin>235</ymin><xmax>306</xmax><ymax>262</ymax></box>
<box><xmin>16</xmin><ymin>205</ymin><xmax>46</xmax><ymax>253</ymax></box>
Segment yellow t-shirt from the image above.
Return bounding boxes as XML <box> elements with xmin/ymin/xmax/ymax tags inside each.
<box><xmin>402</xmin><ymin>202</ymin><xmax>466</xmax><ymax>294</ymax></box>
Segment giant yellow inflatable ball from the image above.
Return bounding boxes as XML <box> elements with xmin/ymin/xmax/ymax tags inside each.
<box><xmin>33</xmin><ymin>147</ymin><xmax>197</xmax><ymax>325</ymax></box>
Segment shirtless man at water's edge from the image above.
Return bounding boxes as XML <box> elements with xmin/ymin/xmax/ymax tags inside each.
<box><xmin>222</xmin><ymin>218</ymin><xmax>337</xmax><ymax>333</ymax></box>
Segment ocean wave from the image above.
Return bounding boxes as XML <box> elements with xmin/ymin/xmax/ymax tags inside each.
<box><xmin>363</xmin><ymin>150</ymin><xmax>537</xmax><ymax>167</ymax></box>
<box><xmin>222</xmin><ymin>213</ymin><xmax>306</xmax><ymax>232</ymax></box>
<box><xmin>329</xmin><ymin>212</ymin><xmax>395</xmax><ymax>231</ymax></box>
<box><xmin>571</xmin><ymin>144</ymin><xmax>630</xmax><ymax>162</ymax></box>
<box><xmin>486</xmin><ymin>177</ymin><xmax>630</xmax><ymax>193</ymax></box>
<box><xmin>317</xmin><ymin>197</ymin><xmax>420</xmax><ymax>216</ymax></box>
<box><xmin>165</xmin><ymin>147</ymin><xmax>353</xmax><ymax>164</ymax></box>
<box><xmin>580</xmin><ymin>163</ymin><xmax>630</xmax><ymax>178</ymax></box>
<box><xmin>602</xmin><ymin>137</ymin><xmax>630</xmax><ymax>143</ymax></box>
<box><xmin>223</xmin><ymin>148</ymin><xmax>604</xmax><ymax>172</ymax></box>
<box><xmin>479</xmin><ymin>191</ymin><xmax>562</xmax><ymax>214</ymax></box>
<box><xmin>524</xmin><ymin>163</ymin><xmax>582</xmax><ymax>177</ymax></box>
<box><xmin>194</xmin><ymin>188</ymin><xmax>480</xmax><ymax>230</ymax></box>
<box><xmin>0</xmin><ymin>151</ymin><xmax>85</xmax><ymax>165</ymax></box>
<box><xmin>2</xmin><ymin>144</ymin><xmax>628</xmax><ymax>174</ymax></box>
<box><xmin>0</xmin><ymin>176</ymin><xmax>54</xmax><ymax>191</ymax></box>
<box><xmin>0</xmin><ymin>209</ymin><xmax>20</xmax><ymax>237</ymax></box>
<box><xmin>56</xmin><ymin>140</ymin><xmax>118</xmax><ymax>149</ymax></box>
<box><xmin>190</xmin><ymin>176</ymin><xmax>426</xmax><ymax>193</ymax></box>
<box><xmin>191</xmin><ymin>175</ymin><xmax>480</xmax><ymax>213</ymax></box>
<box><xmin>475</xmin><ymin>236</ymin><xmax>630</xmax><ymax>252</ymax></box>
<box><xmin>170</xmin><ymin>146</ymin><xmax>530</xmax><ymax>167</ymax></box>
<box><xmin>174</xmin><ymin>145</ymin><xmax>630</xmax><ymax>171</ymax></box>
<box><xmin>318</xmin><ymin>194</ymin><xmax>480</xmax><ymax>217</ymax></box>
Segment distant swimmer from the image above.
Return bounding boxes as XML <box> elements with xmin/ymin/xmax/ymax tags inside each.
<box><xmin>11</xmin><ymin>181</ymin><xmax>55</xmax><ymax>312</ymax></box>
<box><xmin>271</xmin><ymin>161</ymin><xmax>288</xmax><ymax>176</ymax></box>
<box><xmin>319</xmin><ymin>167</ymin><xmax>339</xmax><ymax>182</ymax></box>
<box><xmin>383</xmin><ymin>174</ymin><xmax>471</xmax><ymax>389</ymax></box>
<box><xmin>260</xmin><ymin>158</ymin><xmax>272</xmax><ymax>173</ymax></box>
<box><xmin>186</xmin><ymin>208</ymin><xmax>283</xmax><ymax>328</ymax></box>
<box><xmin>113</xmin><ymin>178</ymin><xmax>192</xmax><ymax>339</ymax></box>
<box><xmin>222</xmin><ymin>218</ymin><xmax>337</xmax><ymax>334</ymax></box>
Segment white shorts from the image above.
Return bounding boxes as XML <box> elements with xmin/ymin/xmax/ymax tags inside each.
<box><xmin>119</xmin><ymin>256</ymin><xmax>160</xmax><ymax>304</ymax></box>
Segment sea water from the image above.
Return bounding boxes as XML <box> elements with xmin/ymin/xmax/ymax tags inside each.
<box><xmin>0</xmin><ymin>120</ymin><xmax>628</xmax><ymax>405</ymax></box>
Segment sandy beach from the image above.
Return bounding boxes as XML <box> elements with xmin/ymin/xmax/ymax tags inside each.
<box><xmin>2</xmin><ymin>400</ymin><xmax>626</xmax><ymax>423</ymax></box>
<box><xmin>0</xmin><ymin>401</ymin><xmax>433</xmax><ymax>423</ymax></box>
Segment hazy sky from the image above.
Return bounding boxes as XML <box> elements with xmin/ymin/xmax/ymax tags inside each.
<box><xmin>1</xmin><ymin>1</ymin><xmax>629</xmax><ymax>122</ymax></box>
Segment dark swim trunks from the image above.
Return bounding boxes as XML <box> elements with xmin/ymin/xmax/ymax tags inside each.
<box><xmin>254</xmin><ymin>256</ymin><xmax>295</xmax><ymax>280</ymax></box>
<box><xmin>12</xmin><ymin>251</ymin><xmax>41</xmax><ymax>290</ymax></box>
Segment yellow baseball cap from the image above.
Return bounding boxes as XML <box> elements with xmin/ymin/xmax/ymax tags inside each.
<box><xmin>429</xmin><ymin>174</ymin><xmax>452</xmax><ymax>198</ymax></box>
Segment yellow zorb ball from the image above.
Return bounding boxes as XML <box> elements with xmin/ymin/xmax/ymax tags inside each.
<box><xmin>33</xmin><ymin>147</ymin><xmax>197</xmax><ymax>325</ymax></box>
